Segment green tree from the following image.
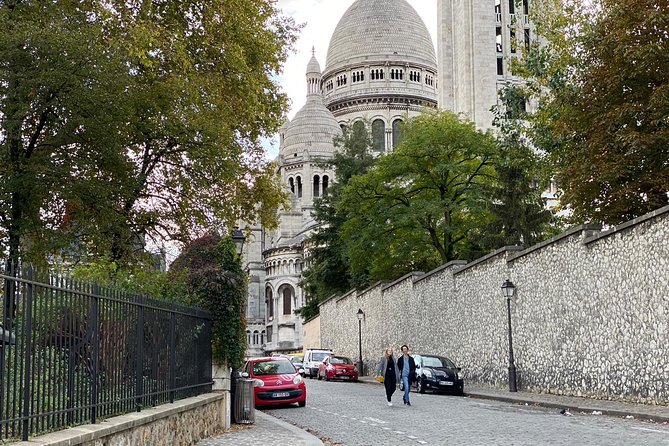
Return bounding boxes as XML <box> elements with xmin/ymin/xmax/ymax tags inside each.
<box><xmin>340</xmin><ymin>112</ymin><xmax>497</xmax><ymax>282</ymax></box>
<box><xmin>522</xmin><ymin>0</ymin><xmax>669</xmax><ymax>225</ymax></box>
<box><xmin>0</xmin><ymin>1</ymin><xmax>297</xmax><ymax>265</ymax></box>
<box><xmin>299</xmin><ymin>122</ymin><xmax>376</xmax><ymax>320</ymax></box>
<box><xmin>170</xmin><ymin>234</ymin><xmax>247</xmax><ymax>367</ymax></box>
<box><xmin>474</xmin><ymin>85</ymin><xmax>557</xmax><ymax>255</ymax></box>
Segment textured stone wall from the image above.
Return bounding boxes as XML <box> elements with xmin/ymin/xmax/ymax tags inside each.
<box><xmin>320</xmin><ymin>206</ymin><xmax>669</xmax><ymax>404</ymax></box>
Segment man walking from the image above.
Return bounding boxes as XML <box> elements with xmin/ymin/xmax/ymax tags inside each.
<box><xmin>398</xmin><ymin>344</ymin><xmax>416</xmax><ymax>406</ymax></box>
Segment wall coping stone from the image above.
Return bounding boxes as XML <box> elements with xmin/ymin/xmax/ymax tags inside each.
<box><xmin>319</xmin><ymin>292</ymin><xmax>340</xmax><ymax>307</ymax></box>
<box><xmin>381</xmin><ymin>272</ymin><xmax>425</xmax><ymax>292</ymax></box>
<box><xmin>507</xmin><ymin>224</ymin><xmax>602</xmax><ymax>262</ymax></box>
<box><xmin>453</xmin><ymin>246</ymin><xmax>523</xmax><ymax>276</ymax></box>
<box><xmin>414</xmin><ymin>260</ymin><xmax>468</xmax><ymax>284</ymax></box>
<box><xmin>358</xmin><ymin>281</ymin><xmax>389</xmax><ymax>296</ymax></box>
<box><xmin>583</xmin><ymin>204</ymin><xmax>669</xmax><ymax>245</ymax></box>
<box><xmin>336</xmin><ymin>288</ymin><xmax>357</xmax><ymax>302</ymax></box>
<box><xmin>12</xmin><ymin>393</ymin><xmax>225</xmax><ymax>446</ymax></box>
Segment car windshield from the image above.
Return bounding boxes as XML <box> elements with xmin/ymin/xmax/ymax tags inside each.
<box><xmin>253</xmin><ymin>360</ymin><xmax>296</xmax><ymax>376</ymax></box>
<box><xmin>422</xmin><ymin>356</ymin><xmax>456</xmax><ymax>368</ymax></box>
<box><xmin>312</xmin><ymin>352</ymin><xmax>329</xmax><ymax>362</ymax></box>
<box><xmin>330</xmin><ymin>357</ymin><xmax>352</xmax><ymax>365</ymax></box>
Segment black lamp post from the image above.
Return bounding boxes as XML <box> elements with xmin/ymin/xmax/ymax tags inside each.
<box><xmin>357</xmin><ymin>309</ymin><xmax>364</xmax><ymax>376</ymax></box>
<box><xmin>231</xmin><ymin>227</ymin><xmax>246</xmax><ymax>256</ymax></box>
<box><xmin>501</xmin><ymin>279</ymin><xmax>517</xmax><ymax>392</ymax></box>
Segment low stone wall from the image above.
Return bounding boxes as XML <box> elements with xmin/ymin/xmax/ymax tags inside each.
<box><xmin>13</xmin><ymin>393</ymin><xmax>228</xmax><ymax>446</ymax></box>
<box><xmin>320</xmin><ymin>205</ymin><xmax>669</xmax><ymax>404</ymax></box>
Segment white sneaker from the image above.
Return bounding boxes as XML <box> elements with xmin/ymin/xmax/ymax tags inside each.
<box><xmin>387</xmin><ymin>402</ymin><xmax>392</xmax><ymax>406</ymax></box>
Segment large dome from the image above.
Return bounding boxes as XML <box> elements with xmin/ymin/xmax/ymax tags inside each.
<box><xmin>325</xmin><ymin>0</ymin><xmax>436</xmax><ymax>74</ymax></box>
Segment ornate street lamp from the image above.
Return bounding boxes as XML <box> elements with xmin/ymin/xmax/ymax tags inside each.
<box><xmin>501</xmin><ymin>279</ymin><xmax>517</xmax><ymax>392</ymax></box>
<box><xmin>357</xmin><ymin>309</ymin><xmax>364</xmax><ymax>376</ymax></box>
<box><xmin>231</xmin><ymin>227</ymin><xmax>246</xmax><ymax>256</ymax></box>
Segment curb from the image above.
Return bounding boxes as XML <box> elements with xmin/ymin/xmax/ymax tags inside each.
<box><xmin>256</xmin><ymin>411</ymin><xmax>324</xmax><ymax>446</ymax></box>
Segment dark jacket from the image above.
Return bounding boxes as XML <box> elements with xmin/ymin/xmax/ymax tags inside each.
<box><xmin>397</xmin><ymin>355</ymin><xmax>416</xmax><ymax>385</ymax></box>
<box><xmin>375</xmin><ymin>355</ymin><xmax>400</xmax><ymax>385</ymax></box>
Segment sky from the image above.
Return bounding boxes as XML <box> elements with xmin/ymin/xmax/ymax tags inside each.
<box><xmin>266</xmin><ymin>0</ymin><xmax>438</xmax><ymax>157</ymax></box>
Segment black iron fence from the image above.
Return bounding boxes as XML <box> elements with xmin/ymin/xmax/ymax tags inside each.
<box><xmin>0</xmin><ymin>263</ymin><xmax>213</xmax><ymax>441</ymax></box>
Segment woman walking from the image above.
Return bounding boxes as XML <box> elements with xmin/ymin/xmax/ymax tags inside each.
<box><xmin>375</xmin><ymin>347</ymin><xmax>400</xmax><ymax>406</ymax></box>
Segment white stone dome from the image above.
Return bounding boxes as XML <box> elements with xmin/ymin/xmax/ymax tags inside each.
<box><xmin>324</xmin><ymin>0</ymin><xmax>436</xmax><ymax>74</ymax></box>
<box><xmin>281</xmin><ymin>95</ymin><xmax>342</xmax><ymax>159</ymax></box>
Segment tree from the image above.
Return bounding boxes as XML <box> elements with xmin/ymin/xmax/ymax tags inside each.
<box><xmin>339</xmin><ymin>112</ymin><xmax>497</xmax><ymax>282</ymax></box>
<box><xmin>299</xmin><ymin>122</ymin><xmax>376</xmax><ymax>320</ymax></box>
<box><xmin>0</xmin><ymin>1</ymin><xmax>298</xmax><ymax>265</ymax></box>
<box><xmin>169</xmin><ymin>234</ymin><xmax>247</xmax><ymax>367</ymax></box>
<box><xmin>473</xmin><ymin>85</ymin><xmax>557</xmax><ymax>255</ymax></box>
<box><xmin>522</xmin><ymin>0</ymin><xmax>669</xmax><ymax>225</ymax></box>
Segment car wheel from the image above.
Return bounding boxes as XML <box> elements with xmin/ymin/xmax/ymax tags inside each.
<box><xmin>417</xmin><ymin>379</ymin><xmax>426</xmax><ymax>394</ymax></box>
<box><xmin>298</xmin><ymin>400</ymin><xmax>306</xmax><ymax>407</ymax></box>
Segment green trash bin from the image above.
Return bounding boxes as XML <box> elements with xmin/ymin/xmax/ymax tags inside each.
<box><xmin>233</xmin><ymin>378</ymin><xmax>255</xmax><ymax>424</ymax></box>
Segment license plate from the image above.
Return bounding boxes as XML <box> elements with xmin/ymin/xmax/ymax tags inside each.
<box><xmin>273</xmin><ymin>392</ymin><xmax>290</xmax><ymax>398</ymax></box>
<box><xmin>340</xmin><ymin>376</ymin><xmax>349</xmax><ymax>380</ymax></box>
<box><xmin>439</xmin><ymin>381</ymin><xmax>454</xmax><ymax>386</ymax></box>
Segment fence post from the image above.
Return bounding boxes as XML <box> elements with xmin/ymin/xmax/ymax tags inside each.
<box><xmin>168</xmin><ymin>308</ymin><xmax>176</xmax><ymax>404</ymax></box>
<box><xmin>21</xmin><ymin>267</ymin><xmax>34</xmax><ymax>441</ymax></box>
<box><xmin>135</xmin><ymin>299</ymin><xmax>144</xmax><ymax>412</ymax></box>
<box><xmin>90</xmin><ymin>284</ymin><xmax>100</xmax><ymax>424</ymax></box>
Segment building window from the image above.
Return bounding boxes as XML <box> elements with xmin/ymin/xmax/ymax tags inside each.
<box><xmin>282</xmin><ymin>286</ymin><xmax>293</xmax><ymax>315</ymax></box>
<box><xmin>297</xmin><ymin>176</ymin><xmax>302</xmax><ymax>198</ymax></box>
<box><xmin>253</xmin><ymin>330</ymin><xmax>259</xmax><ymax>345</ymax></box>
<box><xmin>266</xmin><ymin>326</ymin><xmax>272</xmax><ymax>343</ymax></box>
<box><xmin>523</xmin><ymin>0</ymin><xmax>529</xmax><ymax>15</ymax></box>
<box><xmin>496</xmin><ymin>27</ymin><xmax>502</xmax><ymax>53</ymax></box>
<box><xmin>372</xmin><ymin>119</ymin><xmax>385</xmax><ymax>153</ymax></box>
<box><xmin>524</xmin><ymin>28</ymin><xmax>531</xmax><ymax>51</ymax></box>
<box><xmin>495</xmin><ymin>0</ymin><xmax>502</xmax><ymax>22</ymax></box>
<box><xmin>289</xmin><ymin>177</ymin><xmax>295</xmax><ymax>194</ymax></box>
<box><xmin>392</xmin><ymin>119</ymin><xmax>403</xmax><ymax>149</ymax></box>
<box><xmin>510</xmin><ymin>29</ymin><xmax>517</xmax><ymax>54</ymax></box>
<box><xmin>260</xmin><ymin>330</ymin><xmax>265</xmax><ymax>345</ymax></box>
<box><xmin>409</xmin><ymin>71</ymin><xmax>421</xmax><ymax>82</ymax></box>
<box><xmin>266</xmin><ymin>287</ymin><xmax>274</xmax><ymax>318</ymax></box>
<box><xmin>497</xmin><ymin>57</ymin><xmax>504</xmax><ymax>76</ymax></box>
<box><xmin>313</xmin><ymin>175</ymin><xmax>320</xmax><ymax>198</ymax></box>
<box><xmin>322</xmin><ymin>175</ymin><xmax>329</xmax><ymax>195</ymax></box>
<box><xmin>247</xmin><ymin>330</ymin><xmax>252</xmax><ymax>344</ymax></box>
<box><xmin>336</xmin><ymin>74</ymin><xmax>348</xmax><ymax>87</ymax></box>
<box><xmin>390</xmin><ymin>69</ymin><xmax>404</xmax><ymax>80</ymax></box>
<box><xmin>508</xmin><ymin>0</ymin><xmax>515</xmax><ymax>14</ymax></box>
<box><xmin>326</xmin><ymin>80</ymin><xmax>333</xmax><ymax>91</ymax></box>
<box><xmin>371</xmin><ymin>69</ymin><xmax>385</xmax><ymax>80</ymax></box>
<box><xmin>352</xmin><ymin>71</ymin><xmax>364</xmax><ymax>83</ymax></box>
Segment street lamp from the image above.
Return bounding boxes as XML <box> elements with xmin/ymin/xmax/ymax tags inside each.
<box><xmin>501</xmin><ymin>279</ymin><xmax>517</xmax><ymax>392</ymax></box>
<box><xmin>231</xmin><ymin>227</ymin><xmax>246</xmax><ymax>256</ymax></box>
<box><xmin>356</xmin><ymin>309</ymin><xmax>364</xmax><ymax>376</ymax></box>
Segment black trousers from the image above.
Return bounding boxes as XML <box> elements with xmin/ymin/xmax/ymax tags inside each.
<box><xmin>384</xmin><ymin>375</ymin><xmax>396</xmax><ymax>401</ymax></box>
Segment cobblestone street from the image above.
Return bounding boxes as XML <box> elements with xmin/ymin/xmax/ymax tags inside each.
<box><xmin>265</xmin><ymin>380</ymin><xmax>669</xmax><ymax>445</ymax></box>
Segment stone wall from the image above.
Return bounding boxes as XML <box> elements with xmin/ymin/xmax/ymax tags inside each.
<box><xmin>14</xmin><ymin>393</ymin><xmax>228</xmax><ymax>446</ymax></box>
<box><xmin>320</xmin><ymin>205</ymin><xmax>669</xmax><ymax>404</ymax></box>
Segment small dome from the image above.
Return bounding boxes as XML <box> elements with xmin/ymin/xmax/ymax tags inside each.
<box><xmin>325</xmin><ymin>0</ymin><xmax>436</xmax><ymax>74</ymax></box>
<box><xmin>306</xmin><ymin>48</ymin><xmax>321</xmax><ymax>75</ymax></box>
<box><xmin>282</xmin><ymin>95</ymin><xmax>342</xmax><ymax>159</ymax></box>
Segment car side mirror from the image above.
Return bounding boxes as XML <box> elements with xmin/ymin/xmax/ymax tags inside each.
<box><xmin>298</xmin><ymin>368</ymin><xmax>305</xmax><ymax>374</ymax></box>
<box><xmin>241</xmin><ymin>372</ymin><xmax>249</xmax><ymax>378</ymax></box>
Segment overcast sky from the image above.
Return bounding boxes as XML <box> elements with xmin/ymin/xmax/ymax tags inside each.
<box><xmin>266</xmin><ymin>0</ymin><xmax>438</xmax><ymax>157</ymax></box>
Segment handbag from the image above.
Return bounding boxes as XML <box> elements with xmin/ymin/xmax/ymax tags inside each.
<box><xmin>375</xmin><ymin>375</ymin><xmax>384</xmax><ymax>383</ymax></box>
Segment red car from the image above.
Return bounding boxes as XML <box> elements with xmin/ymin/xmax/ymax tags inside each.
<box><xmin>317</xmin><ymin>355</ymin><xmax>359</xmax><ymax>381</ymax></box>
<box><xmin>242</xmin><ymin>357</ymin><xmax>306</xmax><ymax>407</ymax></box>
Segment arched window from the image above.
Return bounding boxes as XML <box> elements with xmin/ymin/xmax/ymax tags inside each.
<box><xmin>372</xmin><ymin>119</ymin><xmax>385</xmax><ymax>153</ymax></box>
<box><xmin>260</xmin><ymin>330</ymin><xmax>265</xmax><ymax>345</ymax></box>
<box><xmin>289</xmin><ymin>177</ymin><xmax>295</xmax><ymax>194</ymax></box>
<box><xmin>252</xmin><ymin>330</ymin><xmax>259</xmax><ymax>345</ymax></box>
<box><xmin>297</xmin><ymin>176</ymin><xmax>303</xmax><ymax>198</ymax></box>
<box><xmin>313</xmin><ymin>175</ymin><xmax>320</xmax><ymax>198</ymax></box>
<box><xmin>323</xmin><ymin>175</ymin><xmax>329</xmax><ymax>195</ymax></box>
<box><xmin>392</xmin><ymin>119</ymin><xmax>403</xmax><ymax>149</ymax></box>
<box><xmin>266</xmin><ymin>287</ymin><xmax>274</xmax><ymax>318</ymax></box>
<box><xmin>247</xmin><ymin>330</ymin><xmax>252</xmax><ymax>344</ymax></box>
<box><xmin>280</xmin><ymin>285</ymin><xmax>294</xmax><ymax>315</ymax></box>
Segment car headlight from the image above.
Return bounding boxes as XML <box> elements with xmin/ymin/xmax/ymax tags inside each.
<box><xmin>423</xmin><ymin>370</ymin><xmax>433</xmax><ymax>378</ymax></box>
<box><xmin>254</xmin><ymin>379</ymin><xmax>264</xmax><ymax>387</ymax></box>
<box><xmin>293</xmin><ymin>375</ymin><xmax>303</xmax><ymax>385</ymax></box>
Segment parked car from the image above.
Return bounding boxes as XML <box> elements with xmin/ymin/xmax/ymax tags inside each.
<box><xmin>272</xmin><ymin>354</ymin><xmax>306</xmax><ymax>376</ymax></box>
<box><xmin>304</xmin><ymin>348</ymin><xmax>333</xmax><ymax>378</ymax></box>
<box><xmin>399</xmin><ymin>354</ymin><xmax>464</xmax><ymax>395</ymax></box>
<box><xmin>317</xmin><ymin>355</ymin><xmax>359</xmax><ymax>381</ymax></box>
<box><xmin>241</xmin><ymin>357</ymin><xmax>306</xmax><ymax>407</ymax></box>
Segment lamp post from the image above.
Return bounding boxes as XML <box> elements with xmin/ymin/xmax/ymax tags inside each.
<box><xmin>501</xmin><ymin>279</ymin><xmax>517</xmax><ymax>392</ymax></box>
<box><xmin>356</xmin><ymin>309</ymin><xmax>364</xmax><ymax>376</ymax></box>
<box><xmin>231</xmin><ymin>227</ymin><xmax>246</xmax><ymax>256</ymax></box>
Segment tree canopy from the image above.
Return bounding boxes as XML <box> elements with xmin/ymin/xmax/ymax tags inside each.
<box><xmin>521</xmin><ymin>0</ymin><xmax>669</xmax><ymax>225</ymax></box>
<box><xmin>339</xmin><ymin>112</ymin><xmax>497</xmax><ymax>282</ymax></box>
<box><xmin>0</xmin><ymin>0</ymin><xmax>297</xmax><ymax>265</ymax></box>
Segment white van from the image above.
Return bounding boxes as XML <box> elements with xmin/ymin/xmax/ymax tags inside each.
<box><xmin>303</xmin><ymin>348</ymin><xmax>334</xmax><ymax>378</ymax></box>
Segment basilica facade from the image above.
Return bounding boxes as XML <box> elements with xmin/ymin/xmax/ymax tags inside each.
<box><xmin>244</xmin><ymin>0</ymin><xmax>537</xmax><ymax>357</ymax></box>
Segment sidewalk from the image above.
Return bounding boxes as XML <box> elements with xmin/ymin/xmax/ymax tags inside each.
<box><xmin>203</xmin><ymin>377</ymin><xmax>669</xmax><ymax>445</ymax></box>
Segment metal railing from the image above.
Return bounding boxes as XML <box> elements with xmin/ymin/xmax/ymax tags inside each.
<box><xmin>0</xmin><ymin>263</ymin><xmax>213</xmax><ymax>441</ymax></box>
